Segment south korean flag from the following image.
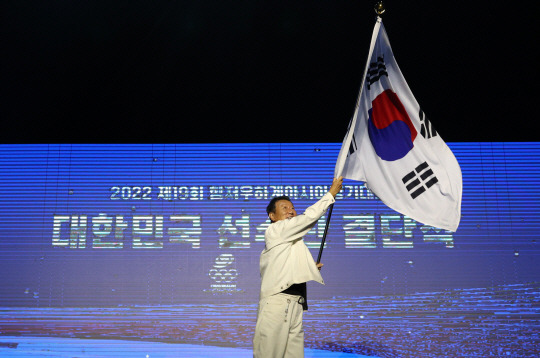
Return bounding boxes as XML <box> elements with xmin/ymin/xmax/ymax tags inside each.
<box><xmin>334</xmin><ymin>18</ymin><xmax>462</xmax><ymax>231</ymax></box>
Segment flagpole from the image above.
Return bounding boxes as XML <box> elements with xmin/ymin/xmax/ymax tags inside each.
<box><xmin>317</xmin><ymin>1</ymin><xmax>386</xmax><ymax>264</ymax></box>
<box><xmin>316</xmin><ymin>203</ymin><xmax>333</xmax><ymax>264</ymax></box>
<box><xmin>333</xmin><ymin>7</ymin><xmax>383</xmax><ymax>179</ymax></box>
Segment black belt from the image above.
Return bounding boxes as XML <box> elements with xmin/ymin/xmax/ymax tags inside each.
<box><xmin>281</xmin><ymin>283</ymin><xmax>308</xmax><ymax>310</ymax></box>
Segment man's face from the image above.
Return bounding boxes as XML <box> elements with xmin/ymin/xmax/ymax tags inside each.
<box><xmin>269</xmin><ymin>200</ymin><xmax>297</xmax><ymax>223</ymax></box>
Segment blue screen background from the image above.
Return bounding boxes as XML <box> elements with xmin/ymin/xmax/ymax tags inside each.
<box><xmin>0</xmin><ymin>142</ymin><xmax>538</xmax><ymax>357</ymax></box>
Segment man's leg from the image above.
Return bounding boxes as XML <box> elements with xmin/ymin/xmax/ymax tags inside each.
<box><xmin>284</xmin><ymin>298</ymin><xmax>304</xmax><ymax>358</ymax></box>
<box><xmin>253</xmin><ymin>294</ymin><xmax>292</xmax><ymax>358</ymax></box>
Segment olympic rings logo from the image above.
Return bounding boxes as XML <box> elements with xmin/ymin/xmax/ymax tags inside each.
<box><xmin>208</xmin><ymin>254</ymin><xmax>238</xmax><ymax>283</ymax></box>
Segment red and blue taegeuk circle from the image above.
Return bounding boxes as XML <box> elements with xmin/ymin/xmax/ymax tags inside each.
<box><xmin>367</xmin><ymin>89</ymin><xmax>417</xmax><ymax>161</ymax></box>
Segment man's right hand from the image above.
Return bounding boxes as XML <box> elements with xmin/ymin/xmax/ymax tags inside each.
<box><xmin>329</xmin><ymin>176</ymin><xmax>344</xmax><ymax>198</ymax></box>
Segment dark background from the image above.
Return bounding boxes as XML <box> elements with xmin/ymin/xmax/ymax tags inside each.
<box><xmin>1</xmin><ymin>1</ymin><xmax>538</xmax><ymax>143</ymax></box>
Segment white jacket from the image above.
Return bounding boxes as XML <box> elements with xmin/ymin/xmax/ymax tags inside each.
<box><xmin>259</xmin><ymin>192</ymin><xmax>335</xmax><ymax>301</ymax></box>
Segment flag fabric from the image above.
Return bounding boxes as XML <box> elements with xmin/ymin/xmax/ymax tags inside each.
<box><xmin>334</xmin><ymin>18</ymin><xmax>462</xmax><ymax>232</ymax></box>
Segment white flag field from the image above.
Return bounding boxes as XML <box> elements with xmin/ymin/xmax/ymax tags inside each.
<box><xmin>334</xmin><ymin>18</ymin><xmax>462</xmax><ymax>232</ymax></box>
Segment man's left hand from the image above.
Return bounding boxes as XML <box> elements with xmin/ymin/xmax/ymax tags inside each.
<box><xmin>316</xmin><ymin>263</ymin><xmax>324</xmax><ymax>271</ymax></box>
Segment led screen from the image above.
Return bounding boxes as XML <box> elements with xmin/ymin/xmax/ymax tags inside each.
<box><xmin>0</xmin><ymin>143</ymin><xmax>539</xmax><ymax>357</ymax></box>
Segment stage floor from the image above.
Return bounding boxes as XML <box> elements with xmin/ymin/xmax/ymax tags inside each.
<box><xmin>0</xmin><ymin>336</ymin><xmax>375</xmax><ymax>358</ymax></box>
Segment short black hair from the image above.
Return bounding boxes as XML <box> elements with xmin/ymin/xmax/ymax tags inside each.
<box><xmin>266</xmin><ymin>196</ymin><xmax>292</xmax><ymax>215</ymax></box>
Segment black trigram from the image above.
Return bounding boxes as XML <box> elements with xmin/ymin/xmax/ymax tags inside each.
<box><xmin>402</xmin><ymin>162</ymin><xmax>438</xmax><ymax>199</ymax></box>
<box><xmin>367</xmin><ymin>55</ymin><xmax>388</xmax><ymax>90</ymax></box>
<box><xmin>419</xmin><ymin>109</ymin><xmax>438</xmax><ymax>139</ymax></box>
<box><xmin>344</xmin><ymin>117</ymin><xmax>358</xmax><ymax>157</ymax></box>
<box><xmin>348</xmin><ymin>134</ymin><xmax>357</xmax><ymax>157</ymax></box>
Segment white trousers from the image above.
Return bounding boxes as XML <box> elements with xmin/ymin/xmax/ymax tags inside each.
<box><xmin>253</xmin><ymin>293</ymin><xmax>304</xmax><ymax>358</ymax></box>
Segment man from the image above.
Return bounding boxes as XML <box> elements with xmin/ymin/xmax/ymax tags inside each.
<box><xmin>253</xmin><ymin>176</ymin><xmax>343</xmax><ymax>358</ymax></box>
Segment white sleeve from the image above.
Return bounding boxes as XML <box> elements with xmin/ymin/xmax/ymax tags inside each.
<box><xmin>265</xmin><ymin>192</ymin><xmax>335</xmax><ymax>250</ymax></box>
